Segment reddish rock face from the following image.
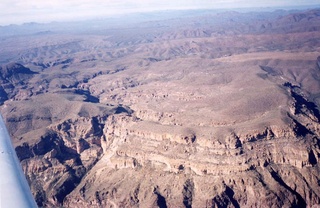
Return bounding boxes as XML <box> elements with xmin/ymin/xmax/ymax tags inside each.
<box><xmin>0</xmin><ymin>8</ymin><xmax>320</xmax><ymax>208</ymax></box>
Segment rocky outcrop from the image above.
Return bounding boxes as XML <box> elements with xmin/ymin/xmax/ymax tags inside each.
<box><xmin>63</xmin><ymin>92</ymin><xmax>320</xmax><ymax>207</ymax></box>
<box><xmin>5</xmin><ymin>96</ymin><xmax>130</xmax><ymax>207</ymax></box>
<box><xmin>16</xmin><ymin>115</ymin><xmax>108</xmax><ymax>207</ymax></box>
<box><xmin>7</xmin><ymin>58</ymin><xmax>319</xmax><ymax>208</ymax></box>
<box><xmin>0</xmin><ymin>63</ymin><xmax>37</xmax><ymax>83</ymax></box>
<box><xmin>0</xmin><ymin>63</ymin><xmax>38</xmax><ymax>104</ymax></box>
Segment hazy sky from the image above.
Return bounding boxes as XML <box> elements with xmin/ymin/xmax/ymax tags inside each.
<box><xmin>0</xmin><ymin>0</ymin><xmax>319</xmax><ymax>25</ymax></box>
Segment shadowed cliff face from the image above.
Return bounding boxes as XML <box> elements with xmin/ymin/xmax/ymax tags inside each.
<box><xmin>0</xmin><ymin>8</ymin><xmax>320</xmax><ymax>208</ymax></box>
<box><xmin>18</xmin><ymin>118</ymin><xmax>105</xmax><ymax>206</ymax></box>
<box><xmin>0</xmin><ymin>63</ymin><xmax>38</xmax><ymax>104</ymax></box>
<box><xmin>0</xmin><ymin>63</ymin><xmax>37</xmax><ymax>81</ymax></box>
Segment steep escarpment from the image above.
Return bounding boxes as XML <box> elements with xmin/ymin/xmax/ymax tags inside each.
<box><xmin>63</xmin><ymin>56</ymin><xmax>320</xmax><ymax>207</ymax></box>
<box><xmin>63</xmin><ymin>92</ymin><xmax>320</xmax><ymax>207</ymax></box>
<box><xmin>0</xmin><ymin>63</ymin><xmax>37</xmax><ymax>83</ymax></box>
<box><xmin>1</xmin><ymin>91</ymin><xmax>133</xmax><ymax>207</ymax></box>
<box><xmin>17</xmin><ymin>116</ymin><xmax>106</xmax><ymax>207</ymax></box>
<box><xmin>0</xmin><ymin>63</ymin><xmax>38</xmax><ymax>104</ymax></box>
<box><xmin>13</xmin><ymin>105</ymin><xmax>131</xmax><ymax>207</ymax></box>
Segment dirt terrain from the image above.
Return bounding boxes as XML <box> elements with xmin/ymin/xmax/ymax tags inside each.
<box><xmin>0</xmin><ymin>8</ymin><xmax>320</xmax><ymax>207</ymax></box>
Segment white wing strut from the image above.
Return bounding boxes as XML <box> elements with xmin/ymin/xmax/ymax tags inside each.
<box><xmin>0</xmin><ymin>115</ymin><xmax>37</xmax><ymax>208</ymax></box>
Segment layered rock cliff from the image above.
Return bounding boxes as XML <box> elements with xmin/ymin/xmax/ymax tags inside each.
<box><xmin>63</xmin><ymin>89</ymin><xmax>320</xmax><ymax>207</ymax></box>
<box><xmin>3</xmin><ymin>55</ymin><xmax>318</xmax><ymax>207</ymax></box>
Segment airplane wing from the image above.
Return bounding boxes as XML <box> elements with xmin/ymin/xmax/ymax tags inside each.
<box><xmin>0</xmin><ymin>115</ymin><xmax>37</xmax><ymax>208</ymax></box>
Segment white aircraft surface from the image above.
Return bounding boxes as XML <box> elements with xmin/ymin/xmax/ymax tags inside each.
<box><xmin>0</xmin><ymin>115</ymin><xmax>37</xmax><ymax>208</ymax></box>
